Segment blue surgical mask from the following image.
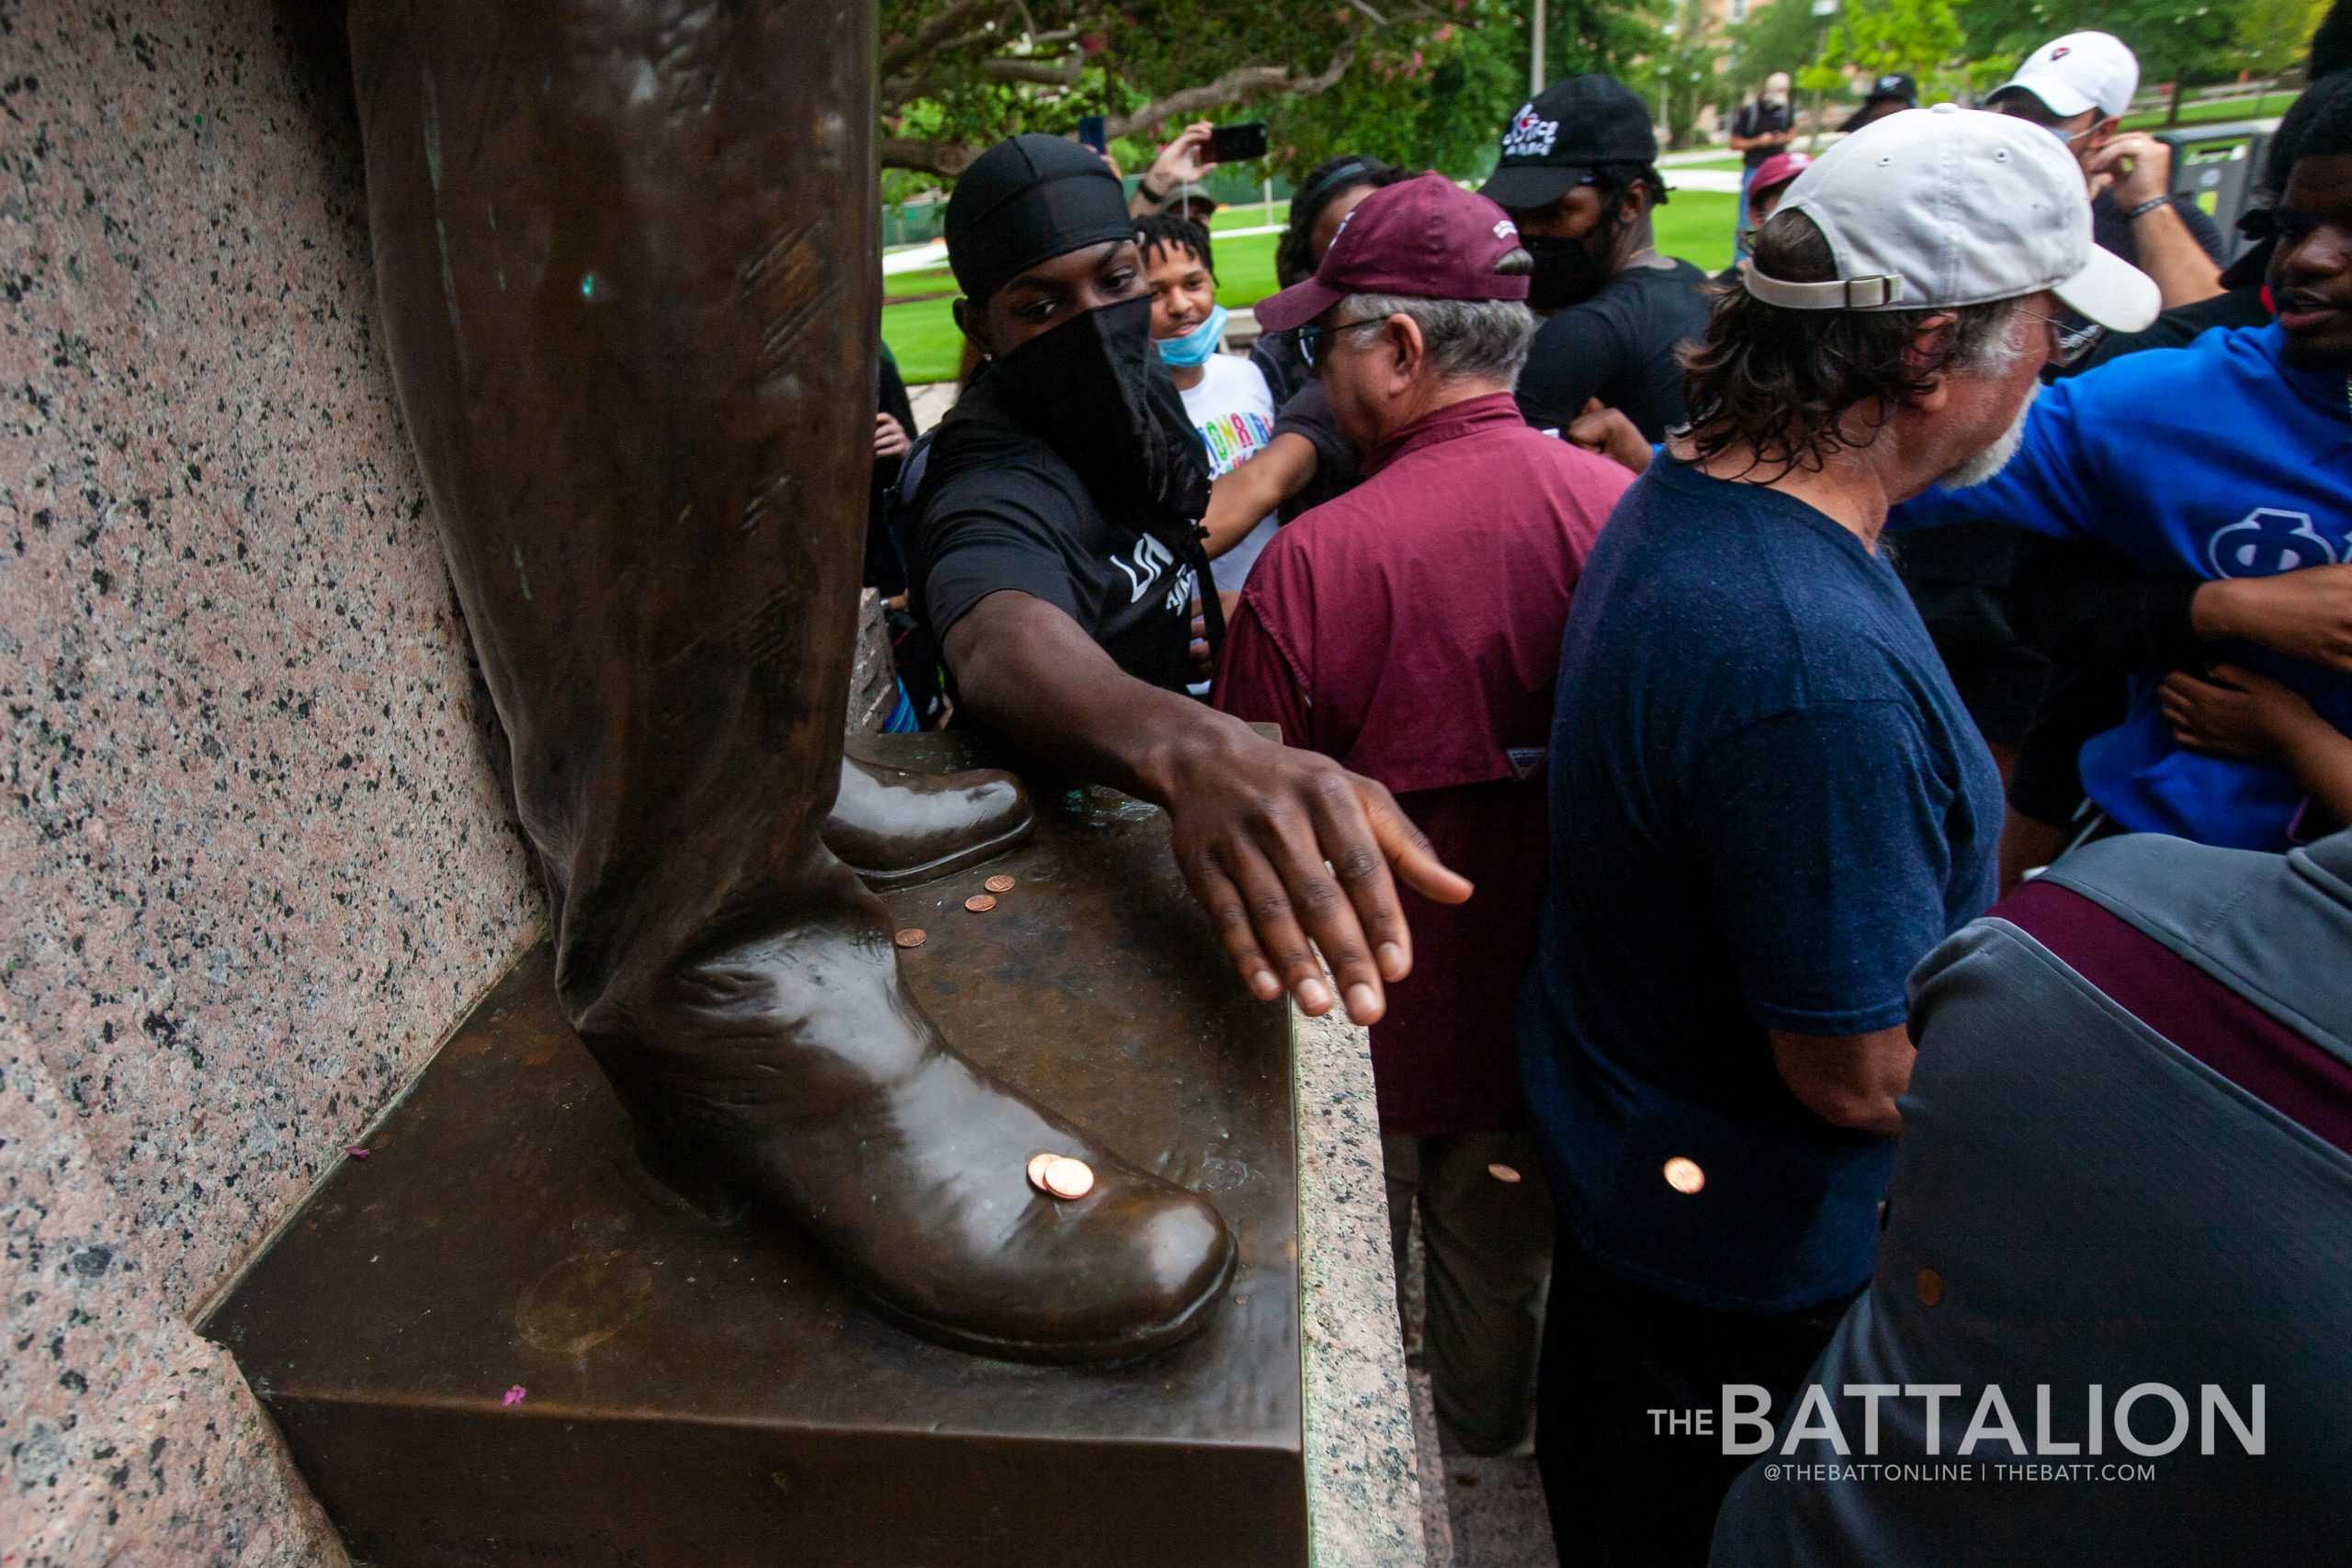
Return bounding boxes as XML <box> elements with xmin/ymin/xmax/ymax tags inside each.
<box><xmin>1155</xmin><ymin>303</ymin><xmax>1228</xmax><ymax>367</ymax></box>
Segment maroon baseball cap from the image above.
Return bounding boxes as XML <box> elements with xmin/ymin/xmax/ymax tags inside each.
<box><xmin>1253</xmin><ymin>172</ymin><xmax>1530</xmax><ymax>333</ymax></box>
<box><xmin>1748</xmin><ymin>150</ymin><xmax>1813</xmax><ymax>206</ymax></box>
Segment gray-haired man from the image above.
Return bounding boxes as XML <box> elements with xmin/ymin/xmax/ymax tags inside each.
<box><xmin>1519</xmin><ymin>106</ymin><xmax>2159</xmax><ymax>1562</ymax></box>
<box><xmin>1215</xmin><ymin>173</ymin><xmax>1634</xmax><ymax>1456</ymax></box>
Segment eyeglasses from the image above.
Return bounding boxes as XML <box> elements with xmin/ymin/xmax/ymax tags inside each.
<box><xmin>1295</xmin><ymin>314</ymin><xmax>1390</xmax><ymax>368</ymax></box>
<box><xmin>2014</xmin><ymin>309</ymin><xmax>2108</xmax><ymax>367</ymax></box>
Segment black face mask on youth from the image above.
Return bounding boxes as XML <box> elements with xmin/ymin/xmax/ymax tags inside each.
<box><xmin>1522</xmin><ymin>218</ymin><xmax>1621</xmax><ymax>313</ymax></box>
<box><xmin>989</xmin><ymin>294</ymin><xmax>1212</xmax><ymax>528</ymax></box>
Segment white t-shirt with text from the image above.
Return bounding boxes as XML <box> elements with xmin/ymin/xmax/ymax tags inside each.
<box><xmin>1178</xmin><ymin>352</ymin><xmax>1280</xmax><ymax>593</ymax></box>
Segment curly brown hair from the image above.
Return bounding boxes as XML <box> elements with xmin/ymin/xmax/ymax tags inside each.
<box><xmin>1679</xmin><ymin>210</ymin><xmax>2022</xmax><ymax>479</ymax></box>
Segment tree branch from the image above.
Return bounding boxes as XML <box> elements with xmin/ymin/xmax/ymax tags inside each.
<box><xmin>880</xmin><ymin>0</ymin><xmax>1001</xmax><ymax>78</ymax></box>
<box><xmin>978</xmin><ymin>53</ymin><xmax>1084</xmax><ymax>85</ymax></box>
<box><xmin>878</xmin><ymin>135</ymin><xmax>987</xmax><ymax>178</ymax></box>
<box><xmin>1101</xmin><ymin>36</ymin><xmax>1360</xmax><ymax>141</ymax></box>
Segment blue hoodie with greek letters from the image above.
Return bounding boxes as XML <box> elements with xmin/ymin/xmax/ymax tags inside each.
<box><xmin>1894</xmin><ymin>323</ymin><xmax>2352</xmax><ymax>851</ymax></box>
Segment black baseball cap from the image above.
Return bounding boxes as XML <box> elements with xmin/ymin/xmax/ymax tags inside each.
<box><xmin>1479</xmin><ymin>74</ymin><xmax>1658</xmax><ymax>210</ymax></box>
<box><xmin>1862</xmin><ymin>72</ymin><xmax>1919</xmax><ymax>107</ymax></box>
<box><xmin>1838</xmin><ymin>73</ymin><xmax>1919</xmax><ymax>132</ymax></box>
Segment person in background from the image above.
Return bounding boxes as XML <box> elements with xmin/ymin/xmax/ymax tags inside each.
<box><xmin>1994</xmin><ymin>3</ymin><xmax>2352</xmax><ymax>883</ymax></box>
<box><xmin>867</xmin><ymin>343</ymin><xmax>942</xmax><ymax>727</ymax></box>
<box><xmin>1520</xmin><ymin>106</ymin><xmax>2157</xmax><ymax>1563</ymax></box>
<box><xmin>1987</xmin><ymin>30</ymin><xmax>2226</xmax><ymax>306</ymax></box>
<box><xmin>1893</xmin><ymin>69</ymin><xmax>2352</xmax><ymax>852</ymax></box>
<box><xmin>1483</xmin><ymin>74</ymin><xmax>1712</xmax><ymax>440</ymax></box>
<box><xmin>1711</xmin><ymin>829</ymin><xmax>2352</xmax><ymax>1567</ymax></box>
<box><xmin>1900</xmin><ymin>31</ymin><xmax>2230</xmax><ymax>795</ymax></box>
<box><xmin>906</xmin><ymin>133</ymin><xmax>1471</xmax><ymax>1028</ymax></box>
<box><xmin>1255</xmin><ymin>153</ymin><xmax>1405</xmax><ymax>406</ymax></box>
<box><xmin>1199</xmin><ymin>155</ymin><xmax>1412</xmax><ymax>556</ymax></box>
<box><xmin>868</xmin><ymin>342</ymin><xmax>917</xmax><ymax>598</ymax></box>
<box><xmin>1838</xmin><ymin>72</ymin><xmax>1917</xmax><ymax>135</ymax></box>
<box><xmin>1729</xmin><ymin>72</ymin><xmax>1797</xmax><ymax>257</ymax></box>
<box><xmin>1128</xmin><ymin>120</ymin><xmax>1220</xmax><ymax>220</ymax></box>
<box><xmin>1716</xmin><ymin>150</ymin><xmax>1812</xmax><ymax>287</ymax></box>
<box><xmin>1136</xmin><ymin>212</ymin><xmax>1282</xmax><ymax>598</ymax></box>
<box><xmin>1164</xmin><ymin>190</ymin><xmax>1219</xmax><ymax>225</ymax></box>
<box><xmin>1217</xmin><ymin>174</ymin><xmax>1632</xmax><ymax>1458</ymax></box>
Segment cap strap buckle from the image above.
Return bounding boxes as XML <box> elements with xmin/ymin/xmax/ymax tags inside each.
<box><xmin>1739</xmin><ymin>259</ymin><xmax>1905</xmax><ymax>310</ymax></box>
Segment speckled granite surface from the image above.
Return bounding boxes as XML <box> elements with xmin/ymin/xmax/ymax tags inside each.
<box><xmin>1</xmin><ymin>6</ymin><xmax>540</xmax><ymax>1559</ymax></box>
<box><xmin>1295</xmin><ymin>1004</ymin><xmax>1428</xmax><ymax>1568</ymax></box>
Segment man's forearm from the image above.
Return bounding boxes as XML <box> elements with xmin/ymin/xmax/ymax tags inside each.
<box><xmin>943</xmin><ymin>589</ymin><xmax>1250</xmax><ymax>804</ymax></box>
<box><xmin>1204</xmin><ymin>434</ymin><xmax>1317</xmax><ymax>557</ymax></box>
<box><xmin>2131</xmin><ymin>203</ymin><xmax>2224</xmax><ymax>309</ymax></box>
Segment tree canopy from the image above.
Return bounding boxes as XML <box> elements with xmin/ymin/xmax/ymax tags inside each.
<box><xmin>875</xmin><ymin>0</ymin><xmax>1665</xmax><ymax>183</ymax></box>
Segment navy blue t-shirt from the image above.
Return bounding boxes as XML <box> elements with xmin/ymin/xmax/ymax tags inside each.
<box><xmin>1520</xmin><ymin>456</ymin><xmax>2001</xmax><ymax>1314</ymax></box>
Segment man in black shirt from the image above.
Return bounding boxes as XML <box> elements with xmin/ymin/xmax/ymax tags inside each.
<box><xmin>1482</xmin><ymin>74</ymin><xmax>1713</xmax><ymax>441</ymax></box>
<box><xmin>907</xmin><ymin>134</ymin><xmax>1472</xmax><ymax>1028</ymax></box>
<box><xmin>1728</xmin><ymin>72</ymin><xmax>1795</xmax><ymax>258</ymax></box>
<box><xmin>1838</xmin><ymin>72</ymin><xmax>1917</xmax><ymax>135</ymax></box>
<box><xmin>1904</xmin><ymin>29</ymin><xmax>2233</xmax><ymax>785</ymax></box>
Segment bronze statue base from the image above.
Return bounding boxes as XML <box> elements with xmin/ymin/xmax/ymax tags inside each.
<box><xmin>202</xmin><ymin>737</ymin><xmax>1307</xmax><ymax>1567</ymax></box>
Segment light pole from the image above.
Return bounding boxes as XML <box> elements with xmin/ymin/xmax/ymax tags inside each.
<box><xmin>1532</xmin><ymin>0</ymin><xmax>1546</xmax><ymax>96</ymax></box>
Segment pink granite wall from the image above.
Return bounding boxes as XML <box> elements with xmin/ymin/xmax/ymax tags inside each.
<box><xmin>0</xmin><ymin>5</ymin><xmax>545</xmax><ymax>1560</ymax></box>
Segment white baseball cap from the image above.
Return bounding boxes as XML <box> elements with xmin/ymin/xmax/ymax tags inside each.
<box><xmin>1994</xmin><ymin>30</ymin><xmax>2140</xmax><ymax>121</ymax></box>
<box><xmin>1741</xmin><ymin>104</ymin><xmax>2159</xmax><ymax>332</ymax></box>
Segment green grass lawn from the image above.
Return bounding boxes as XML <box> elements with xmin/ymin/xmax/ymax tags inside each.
<box><xmin>2120</xmin><ymin>93</ymin><xmax>2290</xmax><ymax>131</ymax></box>
<box><xmin>1210</xmin><ymin>200</ymin><xmax>1290</xmax><ymax>231</ymax></box>
<box><xmin>883</xmin><ymin>189</ymin><xmax>1742</xmax><ymax>386</ymax></box>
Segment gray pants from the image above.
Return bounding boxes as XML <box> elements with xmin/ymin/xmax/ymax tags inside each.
<box><xmin>1383</xmin><ymin>1132</ymin><xmax>1555</xmax><ymax>1457</ymax></box>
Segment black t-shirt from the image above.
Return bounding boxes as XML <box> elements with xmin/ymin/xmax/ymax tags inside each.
<box><xmin>1731</xmin><ymin>100</ymin><xmax>1792</xmax><ymax>166</ymax></box>
<box><xmin>1250</xmin><ymin>331</ymin><xmax>1308</xmax><ymax>412</ymax></box>
<box><xmin>865</xmin><ymin>346</ymin><xmax>919</xmax><ymax>596</ymax></box>
<box><xmin>2090</xmin><ymin>189</ymin><xmax>2226</xmax><ymax>269</ymax></box>
<box><xmin>1515</xmin><ymin>258</ymin><xmax>1713</xmax><ymax>441</ymax></box>
<box><xmin>1270</xmin><ymin>379</ymin><xmax>1363</xmax><ymax>521</ymax></box>
<box><xmin>908</xmin><ymin>390</ymin><xmax>1198</xmax><ymax>694</ymax></box>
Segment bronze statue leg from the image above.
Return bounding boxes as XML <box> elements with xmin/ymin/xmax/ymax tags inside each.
<box><xmin>346</xmin><ymin>0</ymin><xmax>1232</xmax><ymax>1361</ymax></box>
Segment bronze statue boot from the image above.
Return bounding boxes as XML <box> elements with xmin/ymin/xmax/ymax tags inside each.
<box><xmin>824</xmin><ymin>749</ymin><xmax>1033</xmax><ymax>890</ymax></box>
<box><xmin>591</xmin><ymin>884</ymin><xmax>1238</xmax><ymax>1364</ymax></box>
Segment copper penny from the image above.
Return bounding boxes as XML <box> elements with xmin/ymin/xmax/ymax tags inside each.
<box><xmin>1042</xmin><ymin>1156</ymin><xmax>1095</xmax><ymax>1201</ymax></box>
<box><xmin>1661</xmin><ymin>1156</ymin><xmax>1706</xmax><ymax>1195</ymax></box>
<box><xmin>892</xmin><ymin>928</ymin><xmax>926</xmax><ymax>949</ymax></box>
<box><xmin>1026</xmin><ymin>1152</ymin><xmax>1057</xmax><ymax>1190</ymax></box>
<box><xmin>1487</xmin><ymin>1162</ymin><xmax>1523</xmax><ymax>1185</ymax></box>
<box><xmin>964</xmin><ymin>894</ymin><xmax>997</xmax><ymax>913</ymax></box>
<box><xmin>1917</xmin><ymin>1267</ymin><xmax>1946</xmax><ymax>1307</ymax></box>
<box><xmin>984</xmin><ymin>874</ymin><xmax>1016</xmax><ymax>895</ymax></box>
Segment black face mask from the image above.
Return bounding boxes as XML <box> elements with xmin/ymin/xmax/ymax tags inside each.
<box><xmin>1523</xmin><ymin>220</ymin><xmax>1619</xmax><ymax>312</ymax></box>
<box><xmin>989</xmin><ymin>294</ymin><xmax>1211</xmax><ymax>528</ymax></box>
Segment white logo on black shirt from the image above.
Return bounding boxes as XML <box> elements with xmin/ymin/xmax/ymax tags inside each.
<box><xmin>1111</xmin><ymin>534</ymin><xmax>1175</xmax><ymax>602</ymax></box>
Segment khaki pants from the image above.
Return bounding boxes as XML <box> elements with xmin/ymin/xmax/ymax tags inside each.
<box><xmin>1383</xmin><ymin>1132</ymin><xmax>1555</xmax><ymax>1457</ymax></box>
